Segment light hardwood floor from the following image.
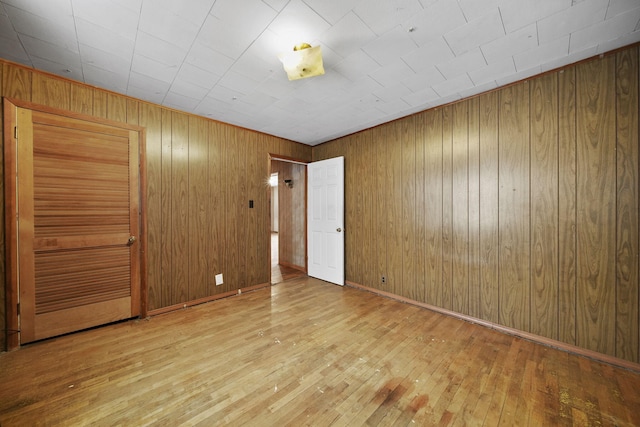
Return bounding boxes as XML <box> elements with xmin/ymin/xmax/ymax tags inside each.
<box><xmin>271</xmin><ymin>232</ymin><xmax>305</xmax><ymax>284</ymax></box>
<box><xmin>1</xmin><ymin>277</ymin><xmax>639</xmax><ymax>426</ymax></box>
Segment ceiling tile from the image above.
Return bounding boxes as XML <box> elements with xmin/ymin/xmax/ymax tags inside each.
<box><xmin>235</xmin><ymin>91</ymin><xmax>278</xmax><ymax>111</ymax></box>
<box><xmin>142</xmin><ymin>0</ymin><xmax>213</xmax><ymax>26</ymax></box>
<box><xmin>19</xmin><ymin>33</ymin><xmax>81</xmax><ymax>69</ymax></box>
<box><xmin>320</xmin><ymin>12</ymin><xmax>377</xmax><ymax>58</ymax></box>
<box><xmin>262</xmin><ymin>0</ymin><xmax>289</xmax><ymax>12</ymax></box>
<box><xmin>570</xmin><ymin>7</ymin><xmax>640</xmax><ymax>52</ymax></box>
<box><xmin>0</xmin><ymin>35</ymin><xmax>30</xmax><ymax>64</ymax></box>
<box><xmin>193</xmin><ymin>96</ymin><xmax>233</xmax><ymax>118</ymax></box>
<box><xmin>211</xmin><ymin>0</ymin><xmax>276</xmax><ymax>33</ymax></box>
<box><xmin>373</xmin><ymin>82</ymin><xmax>412</xmax><ymax>102</ymax></box>
<box><xmin>436</xmin><ymin>48</ymin><xmax>486</xmax><ymax>79</ymax></box>
<box><xmin>175</xmin><ymin>63</ymin><xmax>219</xmax><ymax>91</ymax></box>
<box><xmin>252</xmin><ymin>73</ymin><xmax>297</xmax><ymax>99</ymax></box>
<box><xmin>458</xmin><ymin>0</ymin><xmax>500</xmax><ymax>21</ymax></box>
<box><xmin>2</xmin><ymin>0</ymin><xmax>72</xmax><ymax>20</ymax></box>
<box><xmin>375</xmin><ymin>98</ymin><xmax>411</xmax><ymax>114</ymax></box>
<box><xmin>128</xmin><ymin>70</ymin><xmax>170</xmax><ymax>94</ymax></box>
<box><xmin>606</xmin><ymin>0</ymin><xmax>640</xmax><ymax>18</ymax></box>
<box><xmin>138</xmin><ymin>6</ymin><xmax>201</xmax><ymax>50</ymax></box>
<box><xmin>537</xmin><ymin>0</ymin><xmax>608</xmax><ymax>44</ymax></box>
<box><xmin>0</xmin><ymin>0</ymin><xmax>637</xmax><ymax>145</ymax></box>
<box><xmin>458</xmin><ymin>81</ymin><xmax>497</xmax><ymax>99</ymax></box>
<box><xmin>131</xmin><ymin>53</ymin><xmax>179</xmax><ymax>84</ymax></box>
<box><xmin>444</xmin><ymin>10</ymin><xmax>504</xmax><ymax>55</ymax></box>
<box><xmin>196</xmin><ymin>14</ymin><xmax>259</xmax><ymax>60</ymax></box>
<box><xmin>168</xmin><ymin>78</ymin><xmax>209</xmax><ymax>101</ymax></box>
<box><xmin>402</xmin><ymin>37</ymin><xmax>454</xmax><ymax>73</ymax></box>
<box><xmin>83</xmin><ymin>63</ymin><xmax>129</xmax><ymax>93</ymax></box>
<box><xmin>71</xmin><ymin>0</ymin><xmax>138</xmax><ymax>41</ymax></box>
<box><xmin>514</xmin><ymin>36</ymin><xmax>569</xmax><ymax>71</ymax></box>
<box><xmin>333</xmin><ymin>50</ymin><xmax>381</xmax><ymax>82</ymax></box>
<box><xmin>208</xmin><ymin>84</ymin><xmax>245</xmax><ymax>103</ymax></box>
<box><xmin>109</xmin><ymin>0</ymin><xmax>141</xmax><ymax>13</ymax></box>
<box><xmin>185</xmin><ymin>40</ymin><xmax>234</xmax><ymax>77</ymax></box>
<box><xmin>135</xmin><ymin>31</ymin><xmax>186</xmax><ymax>66</ymax></box>
<box><xmin>163</xmin><ymin>91</ymin><xmax>201</xmax><ymax>111</ymax></box>
<box><xmin>541</xmin><ymin>45</ymin><xmax>598</xmax><ymax>72</ymax></box>
<box><xmin>468</xmin><ymin>57</ymin><xmax>515</xmax><ymax>85</ymax></box>
<box><xmin>76</xmin><ymin>19</ymin><xmax>135</xmax><ymax>62</ymax></box>
<box><xmin>231</xmin><ymin>53</ymin><xmax>277</xmax><ymax>82</ymax></box>
<box><xmin>0</xmin><ymin>13</ymin><xmax>18</xmax><ymax>40</ymax></box>
<box><xmin>30</xmin><ymin>56</ymin><xmax>81</xmax><ymax>77</ymax></box>
<box><xmin>217</xmin><ymin>71</ymin><xmax>262</xmax><ymax>96</ymax></box>
<box><xmin>402</xmin><ymin>87</ymin><xmax>439</xmax><ymax>107</ymax></box>
<box><xmin>432</xmin><ymin>74</ymin><xmax>474</xmax><ymax>98</ymax></box>
<box><xmin>595</xmin><ymin>30</ymin><xmax>640</xmax><ymax>54</ymax></box>
<box><xmin>362</xmin><ymin>26</ymin><xmax>418</xmax><ymax>66</ymax></box>
<box><xmin>480</xmin><ymin>24</ymin><xmax>538</xmax><ymax>64</ymax></box>
<box><xmin>244</xmin><ymin>30</ymin><xmax>285</xmax><ymax>65</ymax></box>
<box><xmin>303</xmin><ymin>0</ymin><xmax>361</xmax><ymax>24</ymax></box>
<box><xmin>266</xmin><ymin>0</ymin><xmax>330</xmax><ymax>49</ymax></box>
<box><xmin>369</xmin><ymin>60</ymin><xmax>415</xmax><ymax>87</ymax></box>
<box><xmin>402</xmin><ymin>66</ymin><xmax>445</xmax><ymax>91</ymax></box>
<box><xmin>495</xmin><ymin>65</ymin><xmax>541</xmax><ymax>86</ymax></box>
<box><xmin>79</xmin><ymin>43</ymin><xmax>131</xmax><ymax>75</ymax></box>
<box><xmin>5</xmin><ymin>5</ymin><xmax>78</xmax><ymax>51</ymax></box>
<box><xmin>354</xmin><ymin>0</ymin><xmax>423</xmax><ymax>36</ymax></box>
<box><xmin>403</xmin><ymin>1</ymin><xmax>467</xmax><ymax>46</ymax></box>
<box><xmin>500</xmin><ymin>0</ymin><xmax>572</xmax><ymax>33</ymax></box>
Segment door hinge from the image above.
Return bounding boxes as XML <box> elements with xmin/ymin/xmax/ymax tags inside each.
<box><xmin>14</xmin><ymin>126</ymin><xmax>18</xmax><ymax>140</ymax></box>
<box><xmin>17</xmin><ymin>302</ymin><xmax>20</xmax><ymax>316</ymax></box>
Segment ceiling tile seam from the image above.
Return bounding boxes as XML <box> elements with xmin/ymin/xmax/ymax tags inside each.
<box><xmin>457</xmin><ymin>1</ymin><xmax>471</xmax><ymax>24</ymax></box>
<box><xmin>195</xmin><ymin>7</ymin><xmax>289</xmax><ymax>108</ymax></box>
<box><xmin>351</xmin><ymin>2</ymin><xmax>427</xmax><ymax>39</ymax></box>
<box><xmin>261</xmin><ymin>0</ymin><xmax>288</xmax><ymax>14</ymax></box>
<box><xmin>433</xmin><ymin>36</ymin><xmax>457</xmax><ymax>83</ymax></box>
<box><xmin>143</xmin><ymin>0</ymin><xmax>219</xmax><ymax>106</ymax></box>
<box><xmin>497</xmin><ymin>5</ymin><xmax>507</xmax><ymax>36</ymax></box>
<box><xmin>467</xmin><ymin>46</ymin><xmax>491</xmax><ymax>87</ymax></box>
<box><xmin>2</xmin><ymin>2</ymin><xmax>35</xmax><ymax>68</ymax></box>
<box><xmin>301</xmin><ymin>0</ymin><xmax>334</xmax><ymax>27</ymax></box>
<box><xmin>69</xmin><ymin>1</ymin><xmax>85</xmax><ymax>83</ymax></box>
<box><xmin>125</xmin><ymin>0</ymin><xmax>144</xmax><ymax>98</ymax></box>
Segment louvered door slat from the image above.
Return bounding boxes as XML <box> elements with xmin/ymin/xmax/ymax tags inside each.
<box><xmin>14</xmin><ymin>105</ymin><xmax>141</xmax><ymax>343</ymax></box>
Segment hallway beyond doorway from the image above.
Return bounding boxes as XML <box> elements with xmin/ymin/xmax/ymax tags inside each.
<box><xmin>271</xmin><ymin>232</ymin><xmax>305</xmax><ymax>284</ymax></box>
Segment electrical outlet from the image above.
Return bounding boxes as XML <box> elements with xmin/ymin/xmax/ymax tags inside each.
<box><xmin>381</xmin><ymin>276</ymin><xmax>386</xmax><ymax>284</ymax></box>
<box><xmin>215</xmin><ymin>273</ymin><xmax>224</xmax><ymax>286</ymax></box>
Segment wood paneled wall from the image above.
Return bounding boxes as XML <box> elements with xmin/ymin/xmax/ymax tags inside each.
<box><xmin>313</xmin><ymin>45</ymin><xmax>640</xmax><ymax>364</ymax></box>
<box><xmin>0</xmin><ymin>60</ymin><xmax>312</xmax><ymax>351</ymax></box>
<box><xmin>271</xmin><ymin>160</ymin><xmax>306</xmax><ymax>270</ymax></box>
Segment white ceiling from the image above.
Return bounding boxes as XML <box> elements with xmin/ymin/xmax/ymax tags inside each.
<box><xmin>1</xmin><ymin>0</ymin><xmax>639</xmax><ymax>145</ymax></box>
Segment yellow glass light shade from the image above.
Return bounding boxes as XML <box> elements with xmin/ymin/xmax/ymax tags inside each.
<box><xmin>278</xmin><ymin>44</ymin><xmax>325</xmax><ymax>81</ymax></box>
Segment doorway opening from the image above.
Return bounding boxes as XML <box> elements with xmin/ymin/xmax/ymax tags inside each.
<box><xmin>269</xmin><ymin>157</ymin><xmax>307</xmax><ymax>284</ymax></box>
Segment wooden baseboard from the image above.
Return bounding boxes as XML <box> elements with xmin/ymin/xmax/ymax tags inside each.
<box><xmin>346</xmin><ymin>280</ymin><xmax>640</xmax><ymax>373</ymax></box>
<box><xmin>278</xmin><ymin>261</ymin><xmax>306</xmax><ymax>272</ymax></box>
<box><xmin>148</xmin><ymin>282</ymin><xmax>270</xmax><ymax>317</ymax></box>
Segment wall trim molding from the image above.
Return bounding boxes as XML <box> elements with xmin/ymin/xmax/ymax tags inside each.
<box><xmin>346</xmin><ymin>280</ymin><xmax>640</xmax><ymax>374</ymax></box>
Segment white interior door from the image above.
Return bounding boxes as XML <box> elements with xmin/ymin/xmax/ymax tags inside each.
<box><xmin>307</xmin><ymin>156</ymin><xmax>344</xmax><ymax>285</ymax></box>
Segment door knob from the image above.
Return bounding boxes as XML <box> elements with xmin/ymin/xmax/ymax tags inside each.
<box><xmin>128</xmin><ymin>236</ymin><xmax>136</xmax><ymax>245</ymax></box>
<box><xmin>336</xmin><ymin>228</ymin><xmax>342</xmax><ymax>232</ymax></box>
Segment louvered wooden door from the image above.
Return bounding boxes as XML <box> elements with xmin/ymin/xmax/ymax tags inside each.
<box><xmin>14</xmin><ymin>106</ymin><xmax>141</xmax><ymax>343</ymax></box>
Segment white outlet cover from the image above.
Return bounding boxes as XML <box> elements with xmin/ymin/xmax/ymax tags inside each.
<box><xmin>215</xmin><ymin>274</ymin><xmax>223</xmax><ymax>286</ymax></box>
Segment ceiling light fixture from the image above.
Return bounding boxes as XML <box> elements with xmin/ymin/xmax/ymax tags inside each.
<box><xmin>278</xmin><ymin>43</ymin><xmax>324</xmax><ymax>81</ymax></box>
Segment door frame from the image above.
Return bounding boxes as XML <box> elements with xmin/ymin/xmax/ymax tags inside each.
<box><xmin>268</xmin><ymin>154</ymin><xmax>308</xmax><ymax>284</ymax></box>
<box><xmin>3</xmin><ymin>98</ymin><xmax>148</xmax><ymax>350</ymax></box>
